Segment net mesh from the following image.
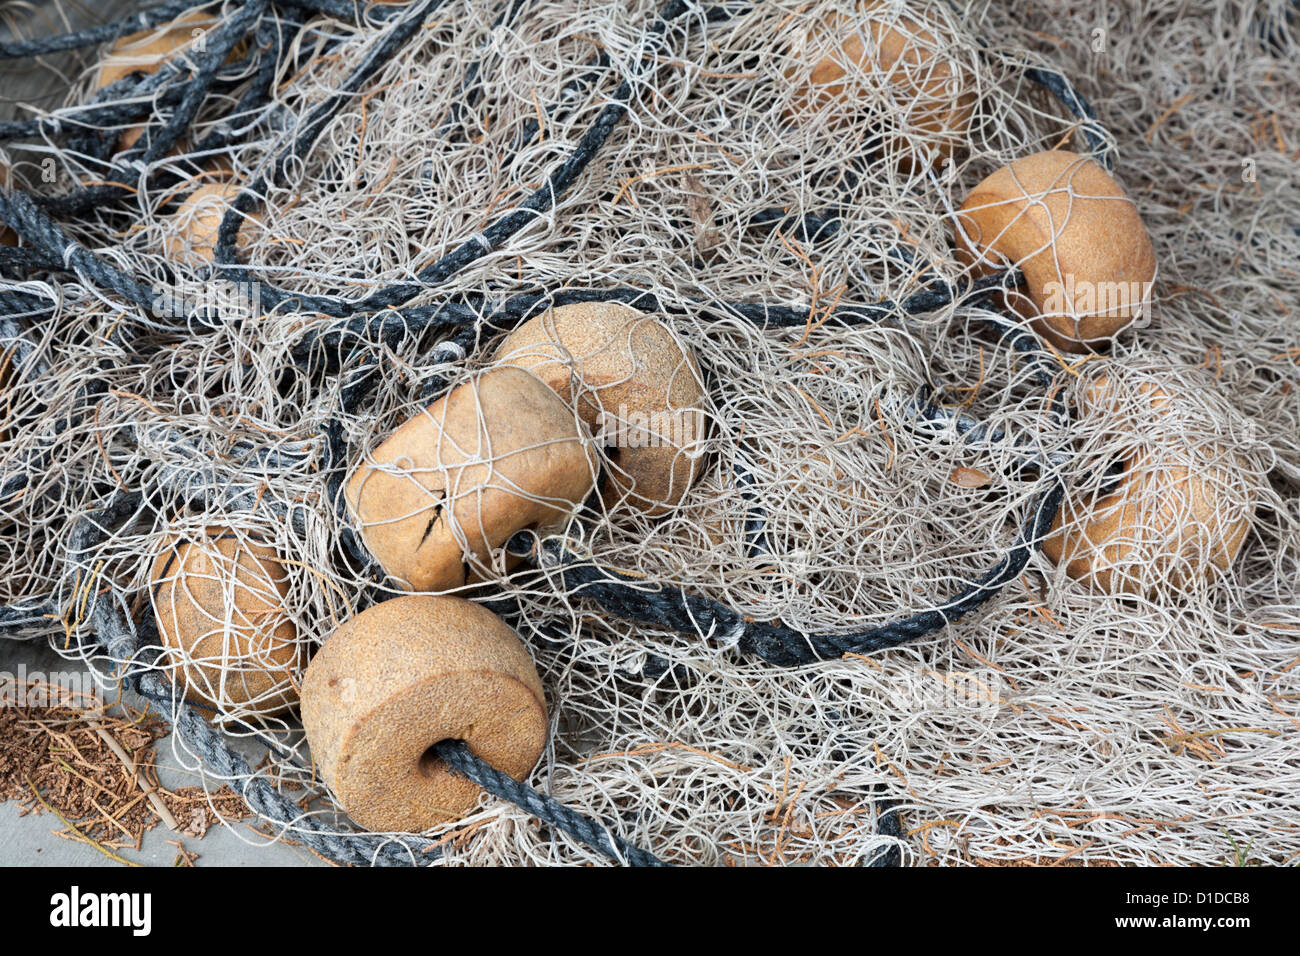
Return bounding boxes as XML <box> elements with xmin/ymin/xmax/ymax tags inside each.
<box><xmin>1</xmin><ymin>0</ymin><xmax>1297</xmax><ymax>865</ymax></box>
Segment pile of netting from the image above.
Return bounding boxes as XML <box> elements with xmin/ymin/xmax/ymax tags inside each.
<box><xmin>0</xmin><ymin>0</ymin><xmax>1297</xmax><ymax>866</ymax></box>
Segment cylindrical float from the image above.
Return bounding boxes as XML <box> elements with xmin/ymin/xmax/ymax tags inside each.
<box><xmin>953</xmin><ymin>149</ymin><xmax>1157</xmax><ymax>353</ymax></box>
<box><xmin>149</xmin><ymin>527</ymin><xmax>302</xmax><ymax>717</ymax></box>
<box><xmin>163</xmin><ymin>182</ymin><xmax>259</xmax><ymax>265</ymax></box>
<box><xmin>300</xmin><ymin>594</ymin><xmax>548</xmax><ymax>832</ymax></box>
<box><xmin>1042</xmin><ymin>371</ymin><xmax>1261</xmax><ymax>595</ymax></box>
<box><xmin>494</xmin><ymin>301</ymin><xmax>706</xmax><ymax>515</ymax></box>
<box><xmin>346</xmin><ymin>365</ymin><xmax>597</xmax><ymax>591</ymax></box>
<box><xmin>785</xmin><ymin>2</ymin><xmax>975</xmax><ymax>169</ymax></box>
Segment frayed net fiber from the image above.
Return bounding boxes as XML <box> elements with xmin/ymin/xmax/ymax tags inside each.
<box><xmin>0</xmin><ymin>0</ymin><xmax>1297</xmax><ymax>866</ymax></box>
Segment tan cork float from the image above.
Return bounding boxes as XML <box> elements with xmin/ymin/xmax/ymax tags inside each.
<box><xmin>785</xmin><ymin>1</ymin><xmax>975</xmax><ymax>169</ymax></box>
<box><xmin>149</xmin><ymin>527</ymin><xmax>302</xmax><ymax>717</ymax></box>
<box><xmin>300</xmin><ymin>594</ymin><xmax>548</xmax><ymax>832</ymax></box>
<box><xmin>493</xmin><ymin>301</ymin><xmax>706</xmax><ymax>515</ymax></box>
<box><xmin>1042</xmin><ymin>373</ymin><xmax>1260</xmax><ymax>595</ymax></box>
<box><xmin>954</xmin><ymin>149</ymin><xmax>1157</xmax><ymax>353</ymax></box>
<box><xmin>163</xmin><ymin>183</ymin><xmax>260</xmax><ymax>265</ymax></box>
<box><xmin>347</xmin><ymin>365</ymin><xmax>597</xmax><ymax>591</ymax></box>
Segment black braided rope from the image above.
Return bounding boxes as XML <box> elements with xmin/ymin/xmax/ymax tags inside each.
<box><xmin>0</xmin><ymin>81</ymin><xmax>187</xmax><ymax>144</ymax></box>
<box><xmin>1024</xmin><ymin>66</ymin><xmax>1112</xmax><ymax>169</ymax></box>
<box><xmin>289</xmin><ymin>270</ymin><xmax>1022</xmax><ymax>373</ymax></box>
<box><xmin>871</xmin><ymin>796</ymin><xmax>904</xmax><ymax>866</ymax></box>
<box><xmin>499</xmin><ymin>313</ymin><xmax>1068</xmax><ymax>667</ymax></box>
<box><xmin>435</xmin><ymin>740</ymin><xmax>669</xmax><ymax>867</ymax></box>
<box><xmin>521</xmin><ymin>477</ymin><xmax>1063</xmax><ymax>668</ymax></box>
<box><xmin>0</xmin><ymin>0</ymin><xmax>204</xmax><ymax>59</ymax></box>
<box><xmin>0</xmin><ymin>598</ymin><xmax>56</xmax><ymax>634</ymax></box>
<box><xmin>0</xmin><ymin>0</ymin><xmax>416</xmax><ymax>62</ymax></box>
<box><xmin>213</xmin><ymin>0</ymin><xmax>698</xmax><ymax>320</ymax></box>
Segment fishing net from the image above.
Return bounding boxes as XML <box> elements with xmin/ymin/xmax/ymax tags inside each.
<box><xmin>0</xmin><ymin>0</ymin><xmax>1297</xmax><ymax>865</ymax></box>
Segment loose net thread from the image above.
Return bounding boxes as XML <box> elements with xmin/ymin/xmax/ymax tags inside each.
<box><xmin>0</xmin><ymin>0</ymin><xmax>1295</xmax><ymax>866</ymax></box>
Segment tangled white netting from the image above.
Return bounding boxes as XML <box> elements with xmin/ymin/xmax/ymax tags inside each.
<box><xmin>1</xmin><ymin>0</ymin><xmax>1297</xmax><ymax>865</ymax></box>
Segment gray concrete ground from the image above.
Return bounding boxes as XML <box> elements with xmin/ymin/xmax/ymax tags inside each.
<box><xmin>0</xmin><ymin>637</ymin><xmax>323</xmax><ymax>866</ymax></box>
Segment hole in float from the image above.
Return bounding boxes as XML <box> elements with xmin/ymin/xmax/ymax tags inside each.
<box><xmin>418</xmin><ymin>742</ymin><xmax>450</xmax><ymax>779</ymax></box>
